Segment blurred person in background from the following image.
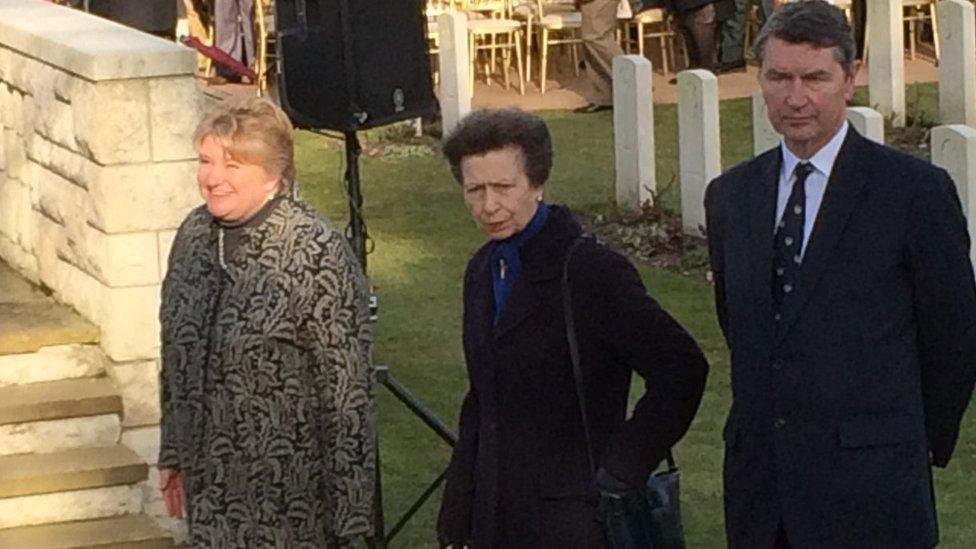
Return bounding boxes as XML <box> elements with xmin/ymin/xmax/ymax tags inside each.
<box><xmin>212</xmin><ymin>0</ymin><xmax>254</xmax><ymax>83</ymax></box>
<box><xmin>671</xmin><ymin>0</ymin><xmax>735</xmax><ymax>73</ymax></box>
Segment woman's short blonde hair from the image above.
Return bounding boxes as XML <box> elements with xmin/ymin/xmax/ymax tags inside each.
<box><xmin>194</xmin><ymin>96</ymin><xmax>295</xmax><ymax>190</ymax></box>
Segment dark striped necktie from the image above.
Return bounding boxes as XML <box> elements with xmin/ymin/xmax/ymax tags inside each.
<box><xmin>772</xmin><ymin>161</ymin><xmax>813</xmax><ymax>320</ymax></box>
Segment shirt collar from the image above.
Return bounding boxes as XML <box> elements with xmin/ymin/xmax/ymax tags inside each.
<box><xmin>780</xmin><ymin>120</ymin><xmax>849</xmax><ymax>180</ymax></box>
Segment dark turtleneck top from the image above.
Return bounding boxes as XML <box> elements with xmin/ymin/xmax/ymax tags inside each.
<box><xmin>217</xmin><ymin>195</ymin><xmax>284</xmax><ymax>266</ymax></box>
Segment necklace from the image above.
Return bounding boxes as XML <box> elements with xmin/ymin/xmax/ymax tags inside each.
<box><xmin>217</xmin><ymin>228</ymin><xmax>228</xmax><ymax>270</ymax></box>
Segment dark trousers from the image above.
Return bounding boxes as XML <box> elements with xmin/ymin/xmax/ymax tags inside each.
<box><xmin>579</xmin><ymin>0</ymin><xmax>625</xmax><ymax>106</ymax></box>
<box><xmin>718</xmin><ymin>0</ymin><xmax>775</xmax><ymax>64</ymax></box>
<box><xmin>677</xmin><ymin>3</ymin><xmax>718</xmax><ymax>71</ymax></box>
<box><xmin>774</xmin><ymin>523</ymin><xmax>792</xmax><ymax>549</ymax></box>
<box><xmin>852</xmin><ymin>0</ymin><xmax>867</xmax><ymax>60</ymax></box>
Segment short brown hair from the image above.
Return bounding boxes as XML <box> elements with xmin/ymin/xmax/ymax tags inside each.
<box><xmin>442</xmin><ymin>108</ymin><xmax>553</xmax><ymax>188</ymax></box>
<box><xmin>194</xmin><ymin>96</ymin><xmax>295</xmax><ymax>190</ymax></box>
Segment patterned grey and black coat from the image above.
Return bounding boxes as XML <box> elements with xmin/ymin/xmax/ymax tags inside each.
<box><xmin>159</xmin><ymin>196</ymin><xmax>375</xmax><ymax>548</ymax></box>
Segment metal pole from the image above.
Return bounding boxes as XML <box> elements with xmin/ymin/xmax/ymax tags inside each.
<box><xmin>378</xmin><ymin>365</ymin><xmax>458</xmax><ymax>446</ymax></box>
<box><xmin>341</xmin><ymin>136</ymin><xmax>457</xmax><ymax>546</ymax></box>
<box><xmin>344</xmin><ymin>131</ymin><xmax>367</xmax><ymax>269</ymax></box>
<box><xmin>384</xmin><ymin>468</ymin><xmax>451</xmax><ymax>543</ymax></box>
<box><xmin>369</xmin><ymin>437</ymin><xmax>388</xmax><ymax>549</ymax></box>
<box><xmin>374</xmin><ymin>365</ymin><xmax>457</xmax><ymax>545</ymax></box>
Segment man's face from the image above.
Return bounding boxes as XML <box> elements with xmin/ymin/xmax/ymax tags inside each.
<box><xmin>759</xmin><ymin>37</ymin><xmax>859</xmax><ymax>158</ymax></box>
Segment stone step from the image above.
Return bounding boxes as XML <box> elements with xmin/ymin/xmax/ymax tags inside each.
<box><xmin>0</xmin><ymin>344</ymin><xmax>105</xmax><ymax>388</ymax></box>
<box><xmin>0</xmin><ymin>262</ymin><xmax>48</xmax><ymax>305</ymax></box>
<box><xmin>0</xmin><ymin>514</ymin><xmax>173</xmax><ymax>548</ymax></box>
<box><xmin>0</xmin><ymin>484</ymin><xmax>142</xmax><ymax>529</ymax></box>
<box><xmin>0</xmin><ymin>377</ymin><xmax>121</xmax><ymax>426</ymax></box>
<box><xmin>0</xmin><ymin>301</ymin><xmax>99</xmax><ymax>356</ymax></box>
<box><xmin>0</xmin><ymin>414</ymin><xmax>121</xmax><ymax>457</ymax></box>
<box><xmin>0</xmin><ymin>445</ymin><xmax>147</xmax><ymax>499</ymax></box>
<box><xmin>0</xmin><ymin>432</ymin><xmax>150</xmax><ymax>529</ymax></box>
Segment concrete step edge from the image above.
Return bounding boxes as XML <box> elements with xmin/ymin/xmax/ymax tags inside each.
<box><xmin>0</xmin><ymin>414</ymin><xmax>122</xmax><ymax>458</ymax></box>
<box><xmin>0</xmin><ymin>343</ymin><xmax>107</xmax><ymax>389</ymax></box>
<box><xmin>0</xmin><ymin>514</ymin><xmax>174</xmax><ymax>549</ymax></box>
<box><xmin>0</xmin><ymin>377</ymin><xmax>122</xmax><ymax>425</ymax></box>
<box><xmin>0</xmin><ymin>445</ymin><xmax>147</xmax><ymax>499</ymax></box>
<box><xmin>0</xmin><ymin>301</ymin><xmax>99</xmax><ymax>356</ymax></box>
<box><xmin>0</xmin><ymin>484</ymin><xmax>142</xmax><ymax>530</ymax></box>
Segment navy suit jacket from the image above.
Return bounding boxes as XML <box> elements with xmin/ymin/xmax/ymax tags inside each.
<box><xmin>705</xmin><ymin>128</ymin><xmax>976</xmax><ymax>548</ymax></box>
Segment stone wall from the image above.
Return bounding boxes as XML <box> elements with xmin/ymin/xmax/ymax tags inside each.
<box><xmin>0</xmin><ymin>0</ymin><xmax>201</xmax><ymax>534</ymax></box>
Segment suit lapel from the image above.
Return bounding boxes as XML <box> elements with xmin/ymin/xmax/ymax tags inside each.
<box><xmin>747</xmin><ymin>149</ymin><xmax>782</xmax><ymax>345</ymax></box>
<box><xmin>776</xmin><ymin>129</ymin><xmax>868</xmax><ymax>343</ymax></box>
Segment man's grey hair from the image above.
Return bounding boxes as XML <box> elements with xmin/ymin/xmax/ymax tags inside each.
<box><xmin>754</xmin><ymin>0</ymin><xmax>857</xmax><ymax>74</ymax></box>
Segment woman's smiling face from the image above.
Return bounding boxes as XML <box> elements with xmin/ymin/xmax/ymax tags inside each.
<box><xmin>196</xmin><ymin>134</ymin><xmax>280</xmax><ymax>221</ymax></box>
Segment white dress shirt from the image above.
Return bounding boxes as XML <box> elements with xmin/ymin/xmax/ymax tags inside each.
<box><xmin>776</xmin><ymin>121</ymin><xmax>849</xmax><ymax>258</ymax></box>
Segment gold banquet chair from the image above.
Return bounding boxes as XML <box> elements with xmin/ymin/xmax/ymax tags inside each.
<box><xmin>426</xmin><ymin>0</ymin><xmax>465</xmax><ymax>85</ymax></box>
<box><xmin>903</xmin><ymin>0</ymin><xmax>939</xmax><ymax>61</ymax></box>
<box><xmin>618</xmin><ymin>6</ymin><xmax>678</xmax><ymax>76</ymax></box>
<box><xmin>466</xmin><ymin>0</ymin><xmax>526</xmax><ymax>94</ymax></box>
<box><xmin>535</xmin><ymin>0</ymin><xmax>582</xmax><ymax>93</ymax></box>
<box><xmin>254</xmin><ymin>0</ymin><xmax>277</xmax><ymax>95</ymax></box>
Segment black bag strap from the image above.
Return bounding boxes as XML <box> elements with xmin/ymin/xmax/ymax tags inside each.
<box><xmin>562</xmin><ymin>234</ymin><xmax>596</xmax><ymax>475</ymax></box>
<box><xmin>561</xmin><ymin>234</ymin><xmax>677</xmax><ymax>478</ymax></box>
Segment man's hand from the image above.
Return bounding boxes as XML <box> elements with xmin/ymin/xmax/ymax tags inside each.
<box><xmin>159</xmin><ymin>467</ymin><xmax>184</xmax><ymax>518</ymax></box>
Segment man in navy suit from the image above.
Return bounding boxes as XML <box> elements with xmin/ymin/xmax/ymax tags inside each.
<box><xmin>705</xmin><ymin>2</ymin><xmax>976</xmax><ymax>547</ymax></box>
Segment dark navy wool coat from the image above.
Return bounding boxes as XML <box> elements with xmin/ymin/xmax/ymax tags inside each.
<box><xmin>437</xmin><ymin>205</ymin><xmax>708</xmax><ymax>548</ymax></box>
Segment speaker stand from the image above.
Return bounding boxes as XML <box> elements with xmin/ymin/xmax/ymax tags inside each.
<box><xmin>344</xmin><ymin>131</ymin><xmax>367</xmax><ymax>271</ymax></box>
<box><xmin>343</xmin><ymin>131</ymin><xmax>459</xmax><ymax>548</ymax></box>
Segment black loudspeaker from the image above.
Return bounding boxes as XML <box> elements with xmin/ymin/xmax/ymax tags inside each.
<box><xmin>89</xmin><ymin>0</ymin><xmax>177</xmax><ymax>36</ymax></box>
<box><xmin>275</xmin><ymin>0</ymin><xmax>438</xmax><ymax>131</ymax></box>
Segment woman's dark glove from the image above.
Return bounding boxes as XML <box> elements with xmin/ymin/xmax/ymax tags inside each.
<box><xmin>595</xmin><ymin>467</ymin><xmax>641</xmax><ymax>498</ymax></box>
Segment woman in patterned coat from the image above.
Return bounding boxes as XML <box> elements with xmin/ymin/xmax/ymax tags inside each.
<box><xmin>158</xmin><ymin>96</ymin><xmax>375</xmax><ymax>548</ymax></box>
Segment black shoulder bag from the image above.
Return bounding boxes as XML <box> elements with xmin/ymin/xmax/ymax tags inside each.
<box><xmin>561</xmin><ymin>235</ymin><xmax>685</xmax><ymax>549</ymax></box>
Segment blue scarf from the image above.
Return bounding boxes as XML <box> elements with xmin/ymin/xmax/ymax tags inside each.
<box><xmin>490</xmin><ymin>201</ymin><xmax>549</xmax><ymax>323</ymax></box>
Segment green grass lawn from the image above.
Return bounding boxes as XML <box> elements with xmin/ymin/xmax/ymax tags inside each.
<box><xmin>294</xmin><ymin>84</ymin><xmax>976</xmax><ymax>547</ymax></box>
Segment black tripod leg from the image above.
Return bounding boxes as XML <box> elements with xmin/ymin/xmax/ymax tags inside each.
<box><xmin>367</xmin><ymin>431</ymin><xmax>387</xmax><ymax>549</ymax></box>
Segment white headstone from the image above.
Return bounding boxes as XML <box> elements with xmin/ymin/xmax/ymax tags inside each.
<box><xmin>438</xmin><ymin>11</ymin><xmax>470</xmax><ymax>137</ymax></box>
<box><xmin>931</xmin><ymin>124</ymin><xmax>976</xmax><ymax>263</ymax></box>
<box><xmin>846</xmin><ymin>106</ymin><xmax>885</xmax><ymax>143</ymax></box>
<box><xmin>937</xmin><ymin>0</ymin><xmax>976</xmax><ymax>126</ymax></box>
<box><xmin>868</xmin><ymin>0</ymin><xmax>905</xmax><ymax>127</ymax></box>
<box><xmin>613</xmin><ymin>55</ymin><xmax>655</xmax><ymax>214</ymax></box>
<box><xmin>752</xmin><ymin>91</ymin><xmax>781</xmax><ymax>156</ymax></box>
<box><xmin>677</xmin><ymin>70</ymin><xmax>721</xmax><ymax>236</ymax></box>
